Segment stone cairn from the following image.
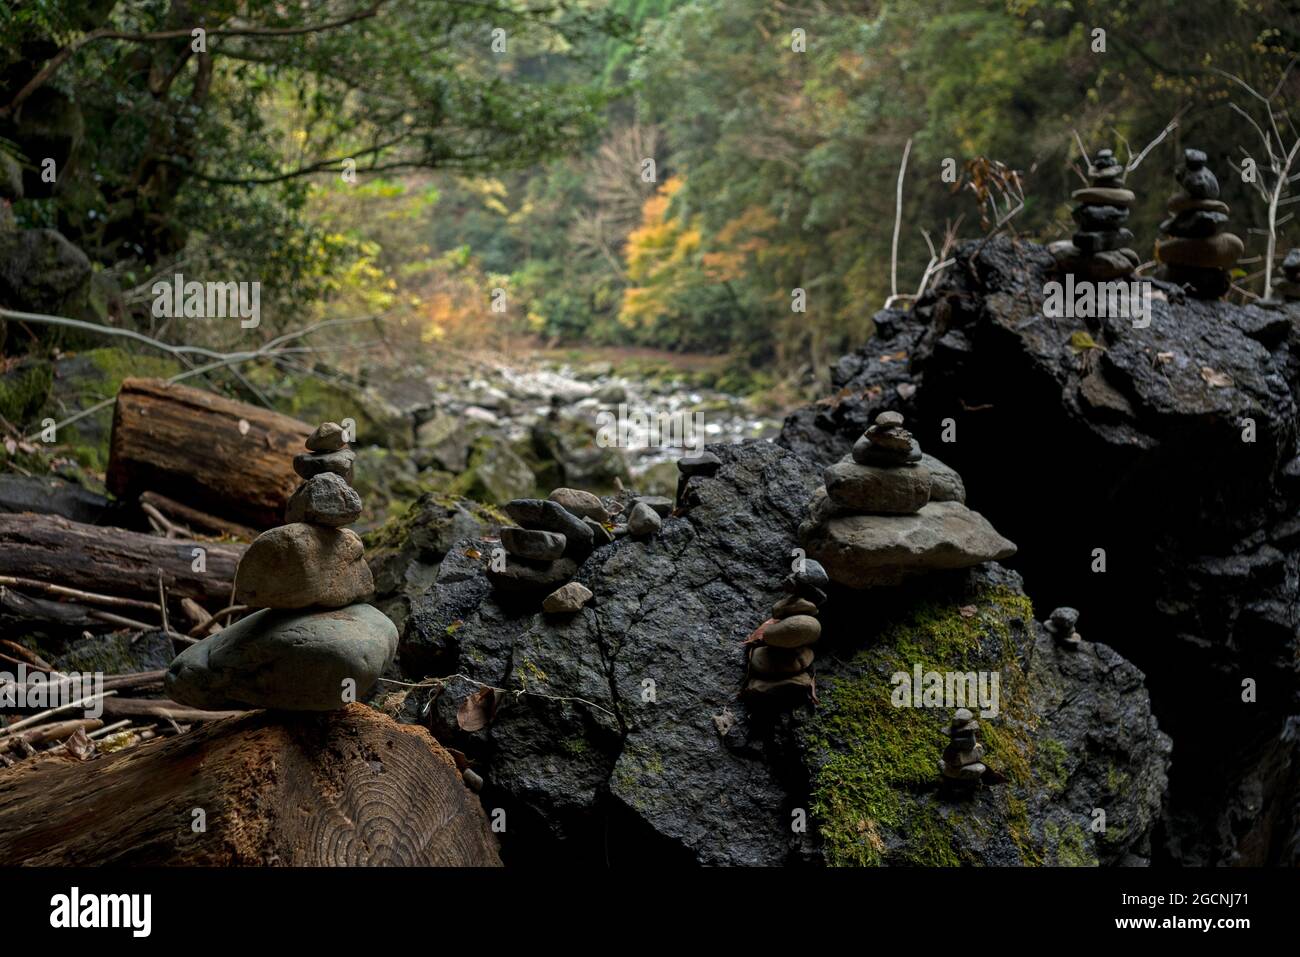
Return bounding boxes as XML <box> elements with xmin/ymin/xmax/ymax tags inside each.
<box><xmin>798</xmin><ymin>412</ymin><xmax>1016</xmax><ymax>588</ymax></box>
<box><xmin>743</xmin><ymin>558</ymin><xmax>828</xmax><ymax>704</ymax></box>
<box><xmin>489</xmin><ymin>486</ymin><xmax>664</xmax><ymax>612</ymax></box>
<box><xmin>939</xmin><ymin>707</ymin><xmax>986</xmax><ymax>793</ymax></box>
<box><xmin>1049</xmin><ymin>147</ymin><xmax>1141</xmax><ymax>281</ymax></box>
<box><xmin>1045</xmin><ymin>606</ymin><xmax>1081</xmax><ymax>648</ymax></box>
<box><xmin>165</xmin><ymin>421</ymin><xmax>397</xmax><ymax>711</ymax></box>
<box><xmin>675</xmin><ymin>448</ymin><xmax>722</xmax><ymax>510</ymax></box>
<box><xmin>1155</xmin><ymin>148</ymin><xmax>1243</xmax><ymax>299</ymax></box>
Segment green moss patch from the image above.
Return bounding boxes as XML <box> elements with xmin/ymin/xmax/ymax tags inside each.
<box><xmin>804</xmin><ymin>585</ymin><xmax>1040</xmax><ymax>866</ymax></box>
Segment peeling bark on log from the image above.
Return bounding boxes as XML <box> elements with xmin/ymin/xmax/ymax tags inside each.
<box><xmin>0</xmin><ymin>513</ymin><xmax>243</xmax><ymax>604</ymax></box>
<box><xmin>0</xmin><ymin>704</ymin><xmax>502</xmax><ymax>866</ymax></box>
<box><xmin>108</xmin><ymin>378</ymin><xmax>312</xmax><ymax>530</ymax></box>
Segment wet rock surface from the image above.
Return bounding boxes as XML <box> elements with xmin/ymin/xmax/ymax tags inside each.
<box><xmin>399</xmin><ymin>440</ymin><xmax>1169</xmax><ymax>866</ymax></box>
<box><xmin>777</xmin><ymin>236</ymin><xmax>1300</xmax><ymax>865</ymax></box>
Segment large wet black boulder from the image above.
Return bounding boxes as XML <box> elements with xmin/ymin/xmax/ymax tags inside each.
<box><xmin>400</xmin><ymin>439</ymin><xmax>1169</xmax><ymax>865</ymax></box>
<box><xmin>778</xmin><ymin>237</ymin><xmax>1300</xmax><ymax>865</ymax></box>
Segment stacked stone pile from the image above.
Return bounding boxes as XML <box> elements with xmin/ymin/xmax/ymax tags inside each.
<box><xmin>799</xmin><ymin>412</ymin><xmax>1016</xmax><ymax>587</ymax></box>
<box><xmin>166</xmin><ymin>421</ymin><xmax>396</xmax><ymax>711</ymax></box>
<box><xmin>1155</xmin><ymin>148</ymin><xmax>1243</xmax><ymax>299</ymax></box>
<box><xmin>743</xmin><ymin>559</ymin><xmax>829</xmax><ymax>704</ymax></box>
<box><xmin>939</xmin><ymin>708</ymin><xmax>987</xmax><ymax>793</ymax></box>
<box><xmin>1048</xmin><ymin>147</ymin><xmax>1141</xmax><ymax>280</ymax></box>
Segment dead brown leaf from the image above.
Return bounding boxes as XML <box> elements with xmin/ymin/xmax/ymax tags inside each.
<box><xmin>1200</xmin><ymin>366</ymin><xmax>1234</xmax><ymax>388</ymax></box>
<box><xmin>62</xmin><ymin>728</ymin><xmax>96</xmax><ymax>761</ymax></box>
<box><xmin>456</xmin><ymin>686</ymin><xmax>502</xmax><ymax>732</ymax></box>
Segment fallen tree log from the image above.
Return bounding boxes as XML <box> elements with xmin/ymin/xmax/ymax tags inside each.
<box><xmin>0</xmin><ymin>513</ymin><xmax>243</xmax><ymax>604</ymax></box>
<box><xmin>0</xmin><ymin>704</ymin><xmax>502</xmax><ymax>866</ymax></box>
<box><xmin>108</xmin><ymin>378</ymin><xmax>312</xmax><ymax>530</ymax></box>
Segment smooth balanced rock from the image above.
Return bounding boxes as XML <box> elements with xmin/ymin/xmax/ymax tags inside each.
<box><xmin>500</xmin><ymin>527</ymin><xmax>567</xmax><ymax>561</ymax></box>
<box><xmin>800</xmin><ymin>500</ymin><xmax>1017</xmax><ymax>588</ymax></box>
<box><xmin>1155</xmin><ymin>148</ymin><xmax>1242</xmax><ymax>299</ymax></box>
<box><xmin>1046</xmin><ymin>606</ymin><xmax>1082</xmax><ymax>647</ymax></box>
<box><xmin>285</xmin><ymin>471</ymin><xmax>363</xmax><ymax>526</ymax></box>
<box><xmin>750</xmin><ymin>645</ymin><xmax>816</xmax><ymax>677</ymax></box>
<box><xmin>678</xmin><ymin>450</ymin><xmax>722</xmax><ymax>477</ymax></box>
<box><xmin>762</xmin><ymin>614</ymin><xmax>821</xmax><ymax>649</ymax></box>
<box><xmin>503</xmin><ymin>498</ymin><xmax>594</xmax><ymax>560</ymax></box>
<box><xmin>824</xmin><ymin>458</ymin><xmax>930</xmax><ymax>514</ymax></box>
<box><xmin>305</xmin><ymin>421</ymin><xmax>347</xmax><ymax>452</ymax></box>
<box><xmin>542</xmin><ymin>581</ymin><xmax>593</xmax><ymax>614</ymax></box>
<box><xmin>293</xmin><ymin>448</ymin><xmax>356</xmax><ymax>484</ymax></box>
<box><xmin>165</xmin><ymin>603</ymin><xmax>397</xmax><ymax>711</ymax></box>
<box><xmin>234</xmin><ymin>523</ymin><xmax>374</xmax><ymax>609</ymax></box>
<box><xmin>548</xmin><ymin>488</ymin><xmax>608</xmax><ymax>522</ymax></box>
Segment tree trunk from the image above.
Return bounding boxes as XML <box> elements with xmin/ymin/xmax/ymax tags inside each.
<box><xmin>0</xmin><ymin>704</ymin><xmax>502</xmax><ymax>866</ymax></box>
<box><xmin>0</xmin><ymin>512</ymin><xmax>243</xmax><ymax>604</ymax></box>
<box><xmin>107</xmin><ymin>378</ymin><xmax>311</xmax><ymax>530</ymax></box>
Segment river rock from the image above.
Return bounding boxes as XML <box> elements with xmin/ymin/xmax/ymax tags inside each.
<box><xmin>500</xmin><ymin>527</ymin><xmax>567</xmax><ymax>561</ymax></box>
<box><xmin>1071</xmin><ymin>187</ymin><xmax>1136</xmax><ymax>205</ymax></box>
<box><xmin>503</xmin><ymin>498</ymin><xmax>594</xmax><ymax>560</ymax></box>
<box><xmin>542</xmin><ymin>581</ymin><xmax>593</xmax><ymax>614</ymax></box>
<box><xmin>548</xmin><ymin>488</ymin><xmax>608</xmax><ymax>522</ymax></box>
<box><xmin>306</xmin><ymin>421</ymin><xmax>347</xmax><ymax>452</ymax></box>
<box><xmin>234</xmin><ymin>523</ymin><xmax>374</xmax><ymax>609</ymax></box>
<box><xmin>801</xmin><ymin>500</ymin><xmax>1017</xmax><ymax>588</ymax></box>
<box><xmin>628</xmin><ymin>501</ymin><xmax>663</xmax><ymax>537</ymax></box>
<box><xmin>285</xmin><ymin>472</ymin><xmax>362</xmax><ymax>526</ymax></box>
<box><xmin>762</xmin><ymin>614</ymin><xmax>821</xmax><ymax>648</ymax></box>
<box><xmin>744</xmin><ymin>672</ymin><xmax>815</xmax><ymax>700</ymax></box>
<box><xmin>824</xmin><ymin>459</ymin><xmax>930</xmax><ymax>513</ymax></box>
<box><xmin>293</xmin><ymin>448</ymin><xmax>356</xmax><ymax>484</ymax></box>
<box><xmin>164</xmin><ymin>603</ymin><xmax>397</xmax><ymax>711</ymax></box>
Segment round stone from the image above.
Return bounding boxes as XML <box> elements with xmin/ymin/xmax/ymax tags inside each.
<box><xmin>875</xmin><ymin>411</ymin><xmax>905</xmax><ymax>428</ymax></box>
<box><xmin>763</xmin><ymin>614</ymin><xmax>821</xmax><ymax>648</ymax></box>
<box><xmin>305</xmin><ymin>421</ymin><xmax>347</xmax><ymax>452</ymax></box>
<box><xmin>234</xmin><ymin>524</ymin><xmax>373</xmax><ymax>609</ymax></box>
<box><xmin>548</xmin><ymin>488</ymin><xmax>608</xmax><ymax>522</ymax></box>
<box><xmin>164</xmin><ymin>603</ymin><xmax>397</xmax><ymax>711</ymax></box>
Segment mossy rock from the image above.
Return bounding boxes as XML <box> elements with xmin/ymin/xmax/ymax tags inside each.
<box><xmin>452</xmin><ymin>434</ymin><xmax>537</xmax><ymax>505</ymax></box>
<box><xmin>38</xmin><ymin>347</ymin><xmax>181</xmax><ymax>471</ymax></box>
<box><xmin>260</xmin><ymin>371</ymin><xmax>413</xmax><ymax>450</ymax></box>
<box><xmin>0</xmin><ymin>357</ymin><xmax>53</xmax><ymax>428</ymax></box>
<box><xmin>798</xmin><ymin>565</ymin><xmax>1168</xmax><ymax>867</ymax></box>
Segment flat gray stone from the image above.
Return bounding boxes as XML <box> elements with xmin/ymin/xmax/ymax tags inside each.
<box><xmin>501</xmin><ymin>527</ymin><xmax>567</xmax><ymax>561</ymax></box>
<box><xmin>503</xmin><ymin>499</ymin><xmax>593</xmax><ymax>560</ymax></box>
<box><xmin>164</xmin><ymin>603</ymin><xmax>397</xmax><ymax>711</ymax></box>
<box><xmin>486</xmin><ymin>557</ymin><xmax>579</xmax><ymax>596</ymax></box>
<box><xmin>293</xmin><ymin>448</ymin><xmax>356</xmax><ymax>484</ymax></box>
<box><xmin>800</xmin><ymin>500</ymin><xmax>1017</xmax><ymax>588</ymax></box>
<box><xmin>824</xmin><ymin>459</ymin><xmax>930</xmax><ymax>514</ymax></box>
